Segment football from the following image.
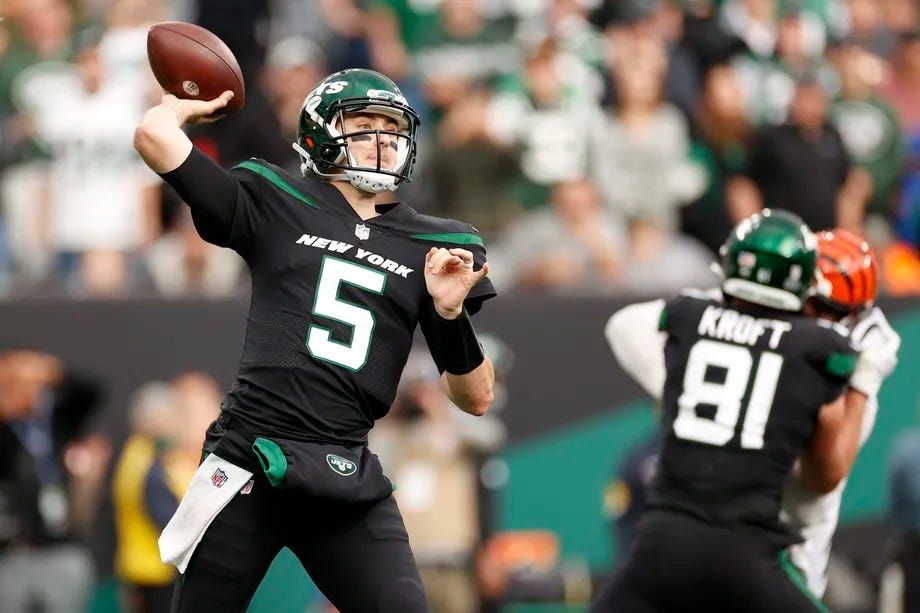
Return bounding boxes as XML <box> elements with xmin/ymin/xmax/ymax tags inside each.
<box><xmin>147</xmin><ymin>21</ymin><xmax>245</xmax><ymax>114</ymax></box>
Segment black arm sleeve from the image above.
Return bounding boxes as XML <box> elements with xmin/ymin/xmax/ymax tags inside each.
<box><xmin>159</xmin><ymin>148</ymin><xmax>242</xmax><ymax>247</ymax></box>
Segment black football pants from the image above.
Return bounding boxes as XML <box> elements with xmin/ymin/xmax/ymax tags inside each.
<box><xmin>591</xmin><ymin>512</ymin><xmax>829</xmax><ymax>613</ymax></box>
<box><xmin>170</xmin><ymin>472</ymin><xmax>428</xmax><ymax>612</ymax></box>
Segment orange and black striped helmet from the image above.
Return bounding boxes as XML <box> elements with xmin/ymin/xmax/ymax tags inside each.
<box><xmin>814</xmin><ymin>228</ymin><xmax>879</xmax><ymax>315</ymax></box>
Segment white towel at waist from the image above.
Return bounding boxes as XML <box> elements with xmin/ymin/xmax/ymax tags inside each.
<box><xmin>158</xmin><ymin>453</ymin><xmax>254</xmax><ymax>573</ymax></box>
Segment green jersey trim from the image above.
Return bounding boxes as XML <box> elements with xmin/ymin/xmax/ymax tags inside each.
<box><xmin>778</xmin><ymin>551</ymin><xmax>830</xmax><ymax>612</ymax></box>
<box><xmin>234</xmin><ymin>161</ymin><xmax>320</xmax><ymax>209</ymax></box>
<box><xmin>410</xmin><ymin>232</ymin><xmax>484</xmax><ymax>247</ymax></box>
<box><xmin>826</xmin><ymin>352</ymin><xmax>858</xmax><ymax>378</ymax></box>
<box><xmin>658</xmin><ymin>306</ymin><xmax>668</xmax><ymax>331</ymax></box>
<box><xmin>252</xmin><ymin>437</ymin><xmax>288</xmax><ymax>487</ymax></box>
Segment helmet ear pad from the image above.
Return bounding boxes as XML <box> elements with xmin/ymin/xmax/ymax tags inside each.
<box><xmin>317</xmin><ymin>142</ymin><xmax>343</xmax><ymax>163</ymax></box>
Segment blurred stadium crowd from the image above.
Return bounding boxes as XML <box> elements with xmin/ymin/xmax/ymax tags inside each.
<box><xmin>3</xmin><ymin>0</ymin><xmax>920</xmax><ymax>612</ymax></box>
<box><xmin>3</xmin><ymin>0</ymin><xmax>920</xmax><ymax>297</ymax></box>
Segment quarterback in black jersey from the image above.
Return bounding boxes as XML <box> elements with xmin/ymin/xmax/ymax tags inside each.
<box><xmin>134</xmin><ymin>69</ymin><xmax>496</xmax><ymax>612</ymax></box>
<box><xmin>593</xmin><ymin>210</ymin><xmax>875</xmax><ymax>613</ymax></box>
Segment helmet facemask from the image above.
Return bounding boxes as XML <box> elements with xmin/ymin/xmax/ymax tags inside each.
<box><xmin>294</xmin><ymin>96</ymin><xmax>419</xmax><ymax>194</ymax></box>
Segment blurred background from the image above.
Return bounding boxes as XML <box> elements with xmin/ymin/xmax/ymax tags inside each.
<box><xmin>1</xmin><ymin>0</ymin><xmax>920</xmax><ymax>611</ymax></box>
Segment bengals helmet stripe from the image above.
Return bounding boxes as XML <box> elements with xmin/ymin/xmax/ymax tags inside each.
<box><xmin>818</xmin><ymin>251</ymin><xmax>856</xmax><ymax>304</ymax></box>
<box><xmin>815</xmin><ymin>229</ymin><xmax>879</xmax><ymax>314</ymax></box>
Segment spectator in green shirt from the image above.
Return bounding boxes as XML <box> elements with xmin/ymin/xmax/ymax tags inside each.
<box><xmin>827</xmin><ymin>36</ymin><xmax>905</xmax><ymax>226</ymax></box>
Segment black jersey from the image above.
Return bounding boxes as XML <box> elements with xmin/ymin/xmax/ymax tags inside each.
<box><xmin>166</xmin><ymin>154</ymin><xmax>496</xmax><ymax>451</ymax></box>
<box><xmin>650</xmin><ymin>294</ymin><xmax>856</xmax><ymax>545</ymax></box>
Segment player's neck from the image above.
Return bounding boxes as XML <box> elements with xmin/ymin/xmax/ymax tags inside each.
<box><xmin>331</xmin><ymin>180</ymin><xmax>380</xmax><ymax>220</ymax></box>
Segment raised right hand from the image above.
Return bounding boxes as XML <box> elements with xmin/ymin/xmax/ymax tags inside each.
<box><xmin>161</xmin><ymin>90</ymin><xmax>234</xmax><ymax>125</ymax></box>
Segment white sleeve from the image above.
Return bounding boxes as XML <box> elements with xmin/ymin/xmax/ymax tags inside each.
<box><xmin>604</xmin><ymin>299</ymin><xmax>668</xmax><ymax>401</ymax></box>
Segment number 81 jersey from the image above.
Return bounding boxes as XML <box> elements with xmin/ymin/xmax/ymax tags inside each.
<box><xmin>214</xmin><ymin>159</ymin><xmax>496</xmax><ymax>447</ymax></box>
<box><xmin>651</xmin><ymin>294</ymin><xmax>856</xmax><ymax>545</ymax></box>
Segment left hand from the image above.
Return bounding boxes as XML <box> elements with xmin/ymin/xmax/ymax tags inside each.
<box><xmin>424</xmin><ymin>247</ymin><xmax>490</xmax><ymax>319</ymax></box>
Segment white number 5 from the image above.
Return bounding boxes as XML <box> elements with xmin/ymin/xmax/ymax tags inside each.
<box><xmin>307</xmin><ymin>257</ymin><xmax>386</xmax><ymax>371</ymax></box>
<box><xmin>674</xmin><ymin>340</ymin><xmax>783</xmax><ymax>449</ymax></box>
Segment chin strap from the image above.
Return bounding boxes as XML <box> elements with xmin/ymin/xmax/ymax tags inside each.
<box><xmin>292</xmin><ymin>141</ymin><xmax>312</xmax><ymax>177</ymax></box>
<box><xmin>292</xmin><ymin>141</ymin><xmax>344</xmax><ymax>181</ymax></box>
<box><xmin>291</xmin><ymin>141</ymin><xmax>310</xmax><ymax>159</ymax></box>
<box><xmin>292</xmin><ymin>140</ymin><xmax>397</xmax><ymax>192</ymax></box>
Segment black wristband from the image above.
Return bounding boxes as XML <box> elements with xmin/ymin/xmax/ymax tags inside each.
<box><xmin>419</xmin><ymin>302</ymin><xmax>485</xmax><ymax>375</ymax></box>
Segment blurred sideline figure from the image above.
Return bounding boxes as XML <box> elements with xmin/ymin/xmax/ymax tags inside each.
<box><xmin>144</xmin><ymin>206</ymin><xmax>246</xmax><ymax>298</ymax></box>
<box><xmin>371</xmin><ymin>347</ymin><xmax>504</xmax><ymax>613</ymax></box>
<box><xmin>169</xmin><ymin>371</ymin><xmax>223</xmax><ymax>473</ymax></box>
<box><xmin>0</xmin><ymin>350</ymin><xmax>102</xmax><ymax>613</ymax></box>
<box><xmin>603</xmin><ymin>433</ymin><xmax>660</xmax><ymax>558</ymax></box>
<box><xmin>489</xmin><ymin>179</ymin><xmax>626</xmax><ymax>293</ymax></box>
<box><xmin>113</xmin><ymin>372</ymin><xmax>222</xmax><ymax>613</ymax></box>
<box><xmin>112</xmin><ymin>382</ymin><xmax>183</xmax><ymax>613</ymax></box>
<box><xmin>23</xmin><ymin>27</ymin><xmax>159</xmax><ymax>296</ymax></box>
<box><xmin>733</xmin><ymin>75</ymin><xmax>870</xmax><ymax>234</ymax></box>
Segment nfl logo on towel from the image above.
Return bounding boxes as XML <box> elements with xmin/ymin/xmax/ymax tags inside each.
<box><xmin>355</xmin><ymin>223</ymin><xmax>370</xmax><ymax>240</ymax></box>
<box><xmin>211</xmin><ymin>468</ymin><xmax>228</xmax><ymax>488</ymax></box>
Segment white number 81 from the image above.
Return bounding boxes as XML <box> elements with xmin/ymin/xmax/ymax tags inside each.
<box><xmin>674</xmin><ymin>340</ymin><xmax>783</xmax><ymax>449</ymax></box>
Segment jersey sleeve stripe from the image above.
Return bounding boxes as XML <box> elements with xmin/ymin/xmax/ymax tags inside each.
<box><xmin>658</xmin><ymin>305</ymin><xmax>669</xmax><ymax>331</ymax></box>
<box><xmin>410</xmin><ymin>232</ymin><xmax>484</xmax><ymax>247</ymax></box>
<box><xmin>233</xmin><ymin>161</ymin><xmax>321</xmax><ymax>209</ymax></box>
<box><xmin>826</xmin><ymin>352</ymin><xmax>858</xmax><ymax>377</ymax></box>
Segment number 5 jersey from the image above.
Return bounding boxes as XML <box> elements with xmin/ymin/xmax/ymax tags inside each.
<box><xmin>161</xmin><ymin>152</ymin><xmax>496</xmax><ymax>468</ymax></box>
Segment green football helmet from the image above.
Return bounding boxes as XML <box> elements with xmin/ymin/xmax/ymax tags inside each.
<box><xmin>292</xmin><ymin>68</ymin><xmax>420</xmax><ymax>193</ymax></box>
<box><xmin>719</xmin><ymin>209</ymin><xmax>818</xmax><ymax>312</ymax></box>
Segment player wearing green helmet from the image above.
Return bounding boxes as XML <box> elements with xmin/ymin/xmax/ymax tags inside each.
<box><xmin>292</xmin><ymin>68</ymin><xmax>420</xmax><ymax>193</ymax></box>
<box><xmin>719</xmin><ymin>209</ymin><xmax>819</xmax><ymax>312</ymax></box>
<box><xmin>594</xmin><ymin>209</ymin><xmax>874</xmax><ymax>613</ymax></box>
<box><xmin>133</xmin><ymin>67</ymin><xmax>496</xmax><ymax>612</ymax></box>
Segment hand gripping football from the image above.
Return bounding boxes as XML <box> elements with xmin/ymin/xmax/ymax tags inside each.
<box><xmin>147</xmin><ymin>21</ymin><xmax>246</xmax><ymax>113</ymax></box>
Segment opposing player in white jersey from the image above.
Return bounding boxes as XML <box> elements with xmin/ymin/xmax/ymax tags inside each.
<box><xmin>782</xmin><ymin>228</ymin><xmax>900</xmax><ymax>597</ymax></box>
<box><xmin>603</xmin><ymin>227</ymin><xmax>899</xmax><ymax>601</ymax></box>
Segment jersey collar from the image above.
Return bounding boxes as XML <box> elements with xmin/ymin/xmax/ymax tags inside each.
<box><xmin>313</xmin><ymin>180</ymin><xmax>410</xmax><ymax>224</ymax></box>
